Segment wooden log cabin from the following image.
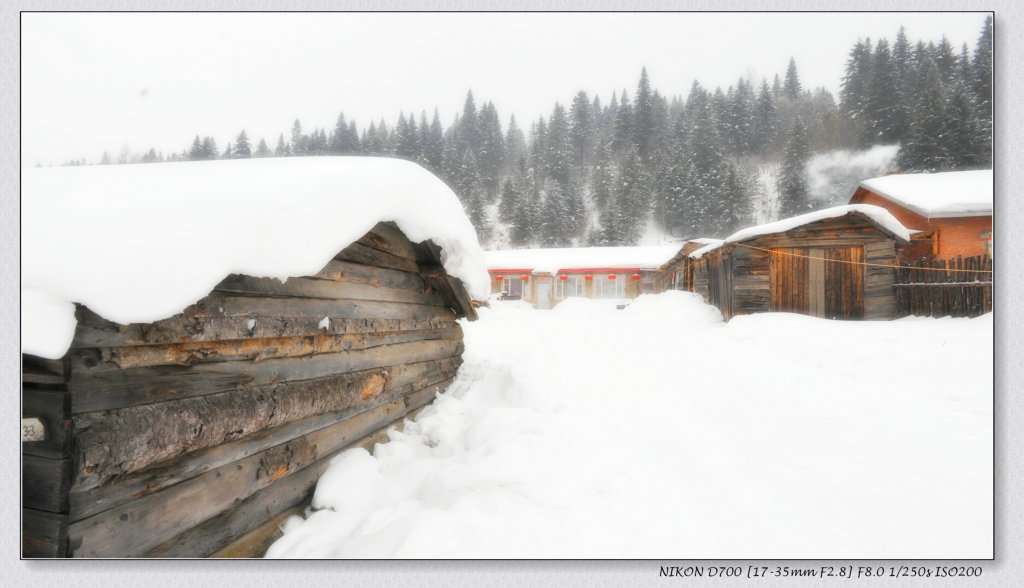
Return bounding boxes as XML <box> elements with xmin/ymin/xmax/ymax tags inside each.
<box><xmin>21</xmin><ymin>158</ymin><xmax>487</xmax><ymax>558</ymax></box>
<box><xmin>484</xmin><ymin>245</ymin><xmax>681</xmax><ymax>309</ymax></box>
<box><xmin>850</xmin><ymin>169</ymin><xmax>992</xmax><ymax>260</ymax></box>
<box><xmin>684</xmin><ymin>205</ymin><xmax>911</xmax><ymax>321</ymax></box>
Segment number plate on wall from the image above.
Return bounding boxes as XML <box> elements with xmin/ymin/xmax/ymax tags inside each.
<box><xmin>21</xmin><ymin>418</ymin><xmax>45</xmax><ymax>442</ymax></box>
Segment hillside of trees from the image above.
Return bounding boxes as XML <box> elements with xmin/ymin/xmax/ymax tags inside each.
<box><xmin>78</xmin><ymin>17</ymin><xmax>992</xmax><ymax>248</ymax></box>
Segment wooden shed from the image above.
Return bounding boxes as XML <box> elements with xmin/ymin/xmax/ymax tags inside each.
<box><xmin>659</xmin><ymin>238</ymin><xmax>723</xmax><ymax>294</ymax></box>
<box><xmin>686</xmin><ymin>205</ymin><xmax>910</xmax><ymax>321</ymax></box>
<box><xmin>21</xmin><ymin>159</ymin><xmax>486</xmax><ymax>558</ymax></box>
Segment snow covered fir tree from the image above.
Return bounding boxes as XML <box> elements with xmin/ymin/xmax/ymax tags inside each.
<box><xmin>80</xmin><ymin>17</ymin><xmax>992</xmax><ymax>250</ymax></box>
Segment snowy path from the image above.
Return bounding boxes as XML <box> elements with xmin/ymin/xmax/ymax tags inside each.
<box><xmin>266</xmin><ymin>293</ymin><xmax>992</xmax><ymax>559</ymax></box>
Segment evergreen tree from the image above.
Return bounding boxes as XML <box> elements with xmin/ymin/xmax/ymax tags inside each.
<box><xmin>422</xmin><ymin>109</ymin><xmax>445</xmax><ymax>170</ymax></box>
<box><xmin>544</xmin><ymin>103</ymin><xmax>573</xmax><ymax>187</ymax></box>
<box><xmin>778</xmin><ymin>117</ymin><xmax>811</xmax><ymax>217</ymax></box>
<box><xmin>783</xmin><ymin>58</ymin><xmax>803</xmax><ymax>100</ymax></box>
<box><xmin>395</xmin><ymin>112</ymin><xmax>419</xmax><ymax>161</ymax></box>
<box><xmin>200</xmin><ymin>136</ymin><xmax>218</xmax><ymax>160</ymax></box>
<box><xmin>234</xmin><ymin>129</ymin><xmax>252</xmax><ymax>158</ymax></box>
<box><xmin>612</xmin><ymin>89</ymin><xmax>634</xmax><ymax>153</ymax></box>
<box><xmin>255</xmin><ymin>138</ymin><xmax>270</xmax><ymax>158</ymax></box>
<box><xmin>458</xmin><ymin>90</ymin><xmax>479</xmax><ymax>155</ymax></box>
<box><xmin>724</xmin><ymin>77</ymin><xmax>755</xmax><ymax>157</ymax></box>
<box><xmin>188</xmin><ymin>135</ymin><xmax>203</xmax><ymax>161</ymax></box>
<box><xmin>633</xmin><ymin>67</ymin><xmax>659</xmax><ymax>159</ymax></box>
<box><xmin>568</xmin><ymin>90</ymin><xmax>593</xmax><ymax>167</ymax></box>
<box><xmin>840</xmin><ymin>38</ymin><xmax>873</xmax><ymax>122</ymax></box>
<box><xmin>973</xmin><ymin>15</ymin><xmax>993</xmax><ymax>165</ymax></box>
<box><xmin>290</xmin><ymin>119</ymin><xmax>307</xmax><ymax>156</ymax></box>
<box><xmin>863</xmin><ymin>39</ymin><xmax>900</xmax><ymax>144</ymax></box>
<box><xmin>899</xmin><ymin>57</ymin><xmax>947</xmax><ymax>172</ymax></box>
<box><xmin>222</xmin><ymin>142</ymin><xmax>233</xmax><ymax>159</ymax></box>
<box><xmin>751</xmin><ymin>80</ymin><xmax>778</xmax><ymax>153</ymax></box>
<box><xmin>274</xmin><ymin>133</ymin><xmax>290</xmax><ymax>157</ymax></box>
<box><xmin>504</xmin><ymin>115</ymin><xmax>527</xmax><ymax>174</ymax></box>
<box><xmin>892</xmin><ymin>27</ymin><xmax>913</xmax><ymax>141</ymax></box>
<box><xmin>477</xmin><ymin>101</ymin><xmax>505</xmax><ymax>199</ymax></box>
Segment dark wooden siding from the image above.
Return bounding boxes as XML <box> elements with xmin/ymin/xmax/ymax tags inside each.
<box><xmin>23</xmin><ymin>222</ymin><xmax>472</xmax><ymax>558</ymax></box>
<box><xmin>769</xmin><ymin>247</ymin><xmax>809</xmax><ymax>314</ymax></box>
<box><xmin>824</xmin><ymin>246</ymin><xmax>865</xmax><ymax>319</ymax></box>
<box><xmin>693</xmin><ymin>212</ymin><xmax>904</xmax><ymax>322</ymax></box>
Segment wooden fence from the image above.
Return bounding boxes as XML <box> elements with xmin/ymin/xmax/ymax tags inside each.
<box><xmin>894</xmin><ymin>254</ymin><xmax>992</xmax><ymax>318</ymax></box>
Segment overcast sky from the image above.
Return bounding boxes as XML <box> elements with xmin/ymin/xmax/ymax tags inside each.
<box><xmin>21</xmin><ymin>11</ymin><xmax>990</xmax><ymax>166</ymax></box>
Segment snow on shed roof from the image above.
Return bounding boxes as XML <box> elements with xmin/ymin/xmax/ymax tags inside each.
<box><xmin>22</xmin><ymin>157</ymin><xmax>490</xmax><ymax>359</ymax></box>
<box><xmin>858</xmin><ymin>169</ymin><xmax>993</xmax><ymax>218</ymax></box>
<box><xmin>485</xmin><ymin>245</ymin><xmax>681</xmax><ymax>275</ymax></box>
<box><xmin>689</xmin><ymin>204</ymin><xmax>911</xmax><ymax>259</ymax></box>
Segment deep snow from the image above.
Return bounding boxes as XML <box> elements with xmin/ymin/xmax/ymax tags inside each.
<box><xmin>266</xmin><ymin>292</ymin><xmax>992</xmax><ymax>559</ymax></box>
<box><xmin>21</xmin><ymin>157</ymin><xmax>489</xmax><ymax>358</ymax></box>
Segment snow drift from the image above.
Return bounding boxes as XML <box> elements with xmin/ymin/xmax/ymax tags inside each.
<box><xmin>21</xmin><ymin>157</ymin><xmax>490</xmax><ymax>358</ymax></box>
<box><xmin>266</xmin><ymin>292</ymin><xmax>992</xmax><ymax>559</ymax></box>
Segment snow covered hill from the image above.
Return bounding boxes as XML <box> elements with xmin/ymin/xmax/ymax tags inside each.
<box><xmin>266</xmin><ymin>292</ymin><xmax>992</xmax><ymax>559</ymax></box>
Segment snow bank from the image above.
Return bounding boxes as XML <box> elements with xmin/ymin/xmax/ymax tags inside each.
<box><xmin>22</xmin><ymin>157</ymin><xmax>489</xmax><ymax>359</ymax></box>
<box><xmin>807</xmin><ymin>144</ymin><xmax>900</xmax><ymax>206</ymax></box>
<box><xmin>485</xmin><ymin>245</ymin><xmax>681</xmax><ymax>274</ymax></box>
<box><xmin>690</xmin><ymin>204</ymin><xmax>911</xmax><ymax>258</ymax></box>
<box><xmin>860</xmin><ymin>169</ymin><xmax>993</xmax><ymax>218</ymax></box>
<box><xmin>266</xmin><ymin>292</ymin><xmax>991</xmax><ymax>558</ymax></box>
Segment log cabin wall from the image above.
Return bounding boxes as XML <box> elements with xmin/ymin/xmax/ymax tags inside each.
<box><xmin>689</xmin><ymin>213</ymin><xmax>904</xmax><ymax>321</ymax></box>
<box><xmin>22</xmin><ymin>222</ymin><xmax>475</xmax><ymax>558</ymax></box>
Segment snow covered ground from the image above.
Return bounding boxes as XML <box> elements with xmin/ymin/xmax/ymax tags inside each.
<box><xmin>266</xmin><ymin>292</ymin><xmax>992</xmax><ymax>559</ymax></box>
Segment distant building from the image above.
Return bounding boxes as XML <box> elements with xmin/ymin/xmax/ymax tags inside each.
<box><xmin>684</xmin><ymin>205</ymin><xmax>910</xmax><ymax>321</ymax></box>
<box><xmin>850</xmin><ymin>169</ymin><xmax>993</xmax><ymax>260</ymax></box>
<box><xmin>485</xmin><ymin>245</ymin><xmax>681</xmax><ymax>309</ymax></box>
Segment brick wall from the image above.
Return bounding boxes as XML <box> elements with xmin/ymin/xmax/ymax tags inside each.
<box><xmin>851</xmin><ymin>188</ymin><xmax>992</xmax><ymax>259</ymax></box>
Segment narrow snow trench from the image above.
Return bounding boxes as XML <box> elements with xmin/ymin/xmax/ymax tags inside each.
<box><xmin>266</xmin><ymin>292</ymin><xmax>992</xmax><ymax>559</ymax></box>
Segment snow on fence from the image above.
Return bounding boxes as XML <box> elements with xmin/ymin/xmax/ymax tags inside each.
<box><xmin>22</xmin><ymin>222</ymin><xmax>477</xmax><ymax>558</ymax></box>
<box><xmin>894</xmin><ymin>253</ymin><xmax>993</xmax><ymax>318</ymax></box>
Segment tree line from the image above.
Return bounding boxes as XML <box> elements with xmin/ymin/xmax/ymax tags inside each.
<box><xmin>81</xmin><ymin>17</ymin><xmax>992</xmax><ymax>247</ymax></box>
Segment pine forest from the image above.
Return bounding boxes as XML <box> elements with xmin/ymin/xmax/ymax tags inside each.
<box><xmin>74</xmin><ymin>18</ymin><xmax>993</xmax><ymax>248</ymax></box>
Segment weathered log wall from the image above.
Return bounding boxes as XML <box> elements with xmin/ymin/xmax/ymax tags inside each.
<box><xmin>689</xmin><ymin>213</ymin><xmax>904</xmax><ymax>321</ymax></box>
<box><xmin>22</xmin><ymin>222</ymin><xmax>474</xmax><ymax>558</ymax></box>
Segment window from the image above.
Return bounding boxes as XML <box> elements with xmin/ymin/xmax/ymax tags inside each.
<box><xmin>595</xmin><ymin>275</ymin><xmax>625</xmax><ymax>298</ymax></box>
<box><xmin>642</xmin><ymin>280</ymin><xmax>656</xmax><ymax>294</ymax></box>
<box><xmin>501</xmin><ymin>276</ymin><xmax>524</xmax><ymax>300</ymax></box>
<box><xmin>557</xmin><ymin>275</ymin><xmax>586</xmax><ymax>298</ymax></box>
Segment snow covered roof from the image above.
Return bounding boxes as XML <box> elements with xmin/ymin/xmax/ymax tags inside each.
<box><xmin>485</xmin><ymin>245</ymin><xmax>681</xmax><ymax>275</ymax></box>
<box><xmin>858</xmin><ymin>169</ymin><xmax>993</xmax><ymax>218</ymax></box>
<box><xmin>22</xmin><ymin>157</ymin><xmax>490</xmax><ymax>359</ymax></box>
<box><xmin>689</xmin><ymin>204</ymin><xmax>911</xmax><ymax>259</ymax></box>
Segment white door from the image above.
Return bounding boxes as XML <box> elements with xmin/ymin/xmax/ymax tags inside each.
<box><xmin>536</xmin><ymin>280</ymin><xmax>551</xmax><ymax>309</ymax></box>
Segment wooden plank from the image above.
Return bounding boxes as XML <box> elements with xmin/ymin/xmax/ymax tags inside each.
<box><xmin>356</xmin><ymin>222</ymin><xmax>421</xmax><ymax>261</ymax></box>
<box><xmin>74</xmin><ymin>310</ymin><xmax>452</xmax><ymax>348</ymax></box>
<box><xmin>68</xmin><ymin>378</ymin><xmax>450</xmax><ymax>558</ymax></box>
<box><xmin>213</xmin><ymin>273</ymin><xmax>445</xmax><ymax>306</ymax></box>
<box><xmin>313</xmin><ymin>258</ymin><xmax>427</xmax><ymax>291</ymax></box>
<box><xmin>808</xmin><ymin>248</ymin><xmax>825</xmax><ymax>318</ymax></box>
<box><xmin>144</xmin><ymin>380</ymin><xmax>445</xmax><ymax>558</ymax></box>
<box><xmin>23</xmin><ymin>455</ymin><xmax>73</xmax><ymax>513</ymax></box>
<box><xmin>70</xmin><ymin>338</ymin><xmax>463</xmax><ymax>413</ymax></box>
<box><xmin>334</xmin><ymin>242</ymin><xmax>420</xmax><ymax>273</ymax></box>
<box><xmin>68</xmin><ymin>359</ymin><xmax>459</xmax><ymax>518</ymax></box>
<box><xmin>71</xmin><ymin>357</ymin><xmax>461</xmax><ymax>490</ymax></box>
<box><xmin>22</xmin><ymin>386</ymin><xmax>72</xmax><ymax>459</ymax></box>
<box><xmin>78</xmin><ymin>325</ymin><xmax>461</xmax><ymax>372</ymax></box>
<box><xmin>23</xmin><ymin>508</ymin><xmax>68</xmax><ymax>558</ymax></box>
